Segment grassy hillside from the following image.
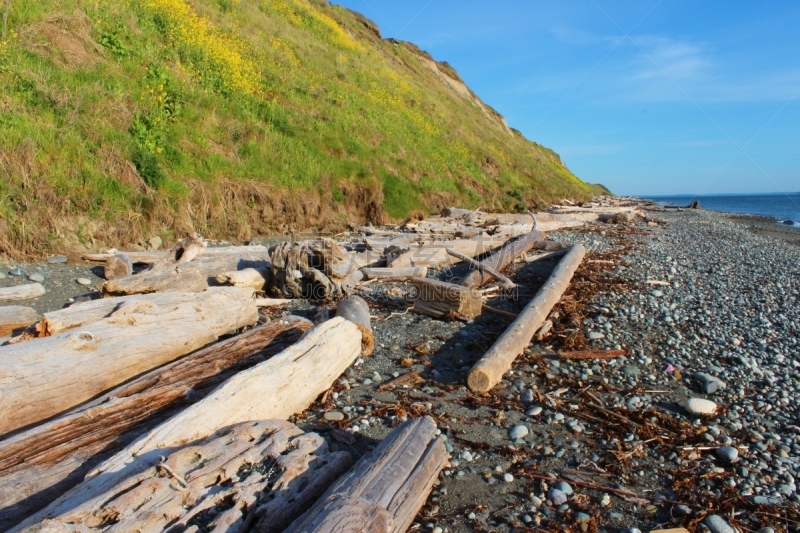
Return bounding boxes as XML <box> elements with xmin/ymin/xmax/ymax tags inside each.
<box><xmin>0</xmin><ymin>0</ymin><xmax>604</xmax><ymax>257</ymax></box>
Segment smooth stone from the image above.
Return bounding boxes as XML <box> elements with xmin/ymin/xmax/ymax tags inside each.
<box><xmin>9</xmin><ymin>268</ymin><xmax>25</xmax><ymax>276</ymax></box>
<box><xmin>503</xmin><ymin>473</ymin><xmax>514</xmax><ymax>483</ymax></box>
<box><xmin>521</xmin><ymin>389</ymin><xmax>535</xmax><ymax>403</ymax></box>
<box><xmin>553</xmin><ymin>481</ymin><xmax>573</xmax><ymax>495</ymax></box>
<box><xmin>0</xmin><ymin>272</ymin><xmax>5</xmax><ymax>279</ymax></box>
<box><xmin>574</xmin><ymin>512</ymin><xmax>591</xmax><ymax>523</ymax></box>
<box><xmin>685</xmin><ymin>397</ymin><xmax>717</xmax><ymax>415</ymax></box>
<box><xmin>28</xmin><ymin>273</ymin><xmax>44</xmax><ymax>282</ymax></box>
<box><xmin>509</xmin><ymin>425</ymin><xmax>529</xmax><ymax>440</ymax></box>
<box><xmin>704</xmin><ymin>515</ymin><xmax>736</xmax><ymax>533</ymax></box>
<box><xmin>148</xmin><ymin>235</ymin><xmax>163</xmax><ymax>250</ymax></box>
<box><xmin>758</xmin><ymin>528</ymin><xmax>775</xmax><ymax>533</ymax></box>
<box><xmin>526</xmin><ymin>406</ymin><xmax>543</xmax><ymax>417</ymax></box>
<box><xmin>548</xmin><ymin>488</ymin><xmax>568</xmax><ymax>505</ymax></box>
<box><xmin>716</xmin><ymin>446</ymin><xmax>739</xmax><ymax>462</ymax></box>
<box><xmin>76</xmin><ymin>277</ymin><xmax>92</xmax><ymax>286</ymax></box>
<box><xmin>323</xmin><ymin>411</ymin><xmax>345</xmax><ymax>421</ymax></box>
<box><xmin>47</xmin><ymin>255</ymin><xmax>68</xmax><ymax>264</ymax></box>
<box><xmin>622</xmin><ymin>365</ymin><xmax>640</xmax><ymax>377</ymax></box>
<box><xmin>588</xmin><ymin>331</ymin><xmax>605</xmax><ymax>340</ymax></box>
<box><xmin>651</xmin><ymin>290</ymin><xmax>664</xmax><ymax>297</ymax></box>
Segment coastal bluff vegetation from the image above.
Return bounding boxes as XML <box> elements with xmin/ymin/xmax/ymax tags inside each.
<box><xmin>0</xmin><ymin>0</ymin><xmax>606</xmax><ymax>258</ymax></box>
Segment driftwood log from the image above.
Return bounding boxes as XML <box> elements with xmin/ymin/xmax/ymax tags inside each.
<box><xmin>270</xmin><ymin>240</ymin><xmax>360</xmax><ymax>300</ymax></box>
<box><xmin>83</xmin><ymin>245</ymin><xmax>270</xmax><ymax>264</ymax></box>
<box><xmin>461</xmin><ymin>229</ymin><xmax>543</xmax><ymax>288</ymax></box>
<box><xmin>148</xmin><ymin>233</ymin><xmax>207</xmax><ymax>270</ymax></box>
<box><xmin>16</xmin><ymin>421</ymin><xmax>351</xmax><ymax>533</ymax></box>
<box><xmin>336</xmin><ymin>295</ymin><xmax>373</xmax><ymax>355</ymax></box>
<box><xmin>103</xmin><ymin>253</ymin><xmax>132</xmax><ymax>280</ymax></box>
<box><xmin>360</xmin><ymin>266</ymin><xmax>428</xmax><ymax>280</ymax></box>
<box><xmin>446</xmin><ymin>248</ymin><xmax>515</xmax><ymax>289</ymax></box>
<box><xmin>0</xmin><ymin>283</ymin><xmax>45</xmax><ymax>303</ymax></box>
<box><xmin>0</xmin><ymin>288</ymin><xmax>258</xmax><ymax>436</ymax></box>
<box><xmin>102</xmin><ymin>251</ymin><xmax>272</xmax><ymax>296</ymax></box>
<box><xmin>388</xmin><ymin>238</ymin><xmax>508</xmax><ymax>268</ymax></box>
<box><xmin>216</xmin><ymin>267</ymin><xmax>269</xmax><ymax>290</ymax></box>
<box><xmin>410</xmin><ymin>278</ymin><xmax>483</xmax><ymax>319</ymax></box>
<box><xmin>0</xmin><ymin>306</ymin><xmax>38</xmax><ymax>336</ymax></box>
<box><xmin>284</xmin><ymin>416</ymin><xmax>448</xmax><ymax>533</ymax></box>
<box><xmin>467</xmin><ymin>244</ymin><xmax>586</xmax><ymax>392</ymax></box>
<box><xmin>0</xmin><ymin>317</ymin><xmax>311</xmax><ymax>530</ymax></box>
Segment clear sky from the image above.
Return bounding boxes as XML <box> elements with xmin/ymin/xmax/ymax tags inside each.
<box><xmin>332</xmin><ymin>1</ymin><xmax>800</xmax><ymax>196</ymax></box>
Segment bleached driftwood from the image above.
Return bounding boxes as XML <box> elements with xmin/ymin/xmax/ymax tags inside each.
<box><xmin>16</xmin><ymin>421</ymin><xmax>351</xmax><ymax>533</ymax></box>
<box><xmin>389</xmin><ymin>238</ymin><xmax>508</xmax><ymax>268</ymax></box>
<box><xmin>149</xmin><ymin>233</ymin><xmax>207</xmax><ymax>270</ymax></box>
<box><xmin>255</xmin><ymin>297</ymin><xmax>293</xmax><ymax>307</ymax></box>
<box><xmin>461</xmin><ymin>229</ymin><xmax>543</xmax><ymax>288</ymax></box>
<box><xmin>360</xmin><ymin>266</ymin><xmax>428</xmax><ymax>280</ymax></box>
<box><xmin>103</xmin><ymin>253</ymin><xmax>132</xmax><ymax>280</ymax></box>
<box><xmin>102</xmin><ymin>251</ymin><xmax>272</xmax><ymax>296</ymax></box>
<box><xmin>216</xmin><ymin>267</ymin><xmax>270</xmax><ymax>290</ymax></box>
<box><xmin>0</xmin><ymin>288</ymin><xmax>258</xmax><ymax>436</ymax></box>
<box><xmin>0</xmin><ymin>317</ymin><xmax>311</xmax><ymax>530</ymax></box>
<box><xmin>284</xmin><ymin>416</ymin><xmax>448</xmax><ymax>533</ymax></box>
<box><xmin>467</xmin><ymin>244</ymin><xmax>586</xmax><ymax>392</ymax></box>
<box><xmin>270</xmin><ymin>240</ymin><xmax>360</xmax><ymax>300</ymax></box>
<box><xmin>0</xmin><ymin>283</ymin><xmax>45</xmax><ymax>303</ymax></box>
<box><xmin>446</xmin><ymin>248</ymin><xmax>515</xmax><ymax>289</ymax></box>
<box><xmin>0</xmin><ymin>306</ymin><xmax>38</xmax><ymax>337</ymax></box>
<box><xmin>83</xmin><ymin>245</ymin><xmax>269</xmax><ymax>264</ymax></box>
<box><xmin>336</xmin><ymin>295</ymin><xmax>373</xmax><ymax>356</ymax></box>
<box><xmin>411</xmin><ymin>278</ymin><xmax>482</xmax><ymax>319</ymax></box>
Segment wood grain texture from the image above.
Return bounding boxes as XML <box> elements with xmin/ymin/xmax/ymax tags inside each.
<box><xmin>461</xmin><ymin>230</ymin><xmax>543</xmax><ymax>288</ymax></box>
<box><xmin>467</xmin><ymin>244</ymin><xmax>585</xmax><ymax>392</ymax></box>
<box><xmin>410</xmin><ymin>278</ymin><xmax>482</xmax><ymax>319</ymax></box>
<box><xmin>0</xmin><ymin>283</ymin><xmax>45</xmax><ymax>303</ymax></box>
<box><xmin>360</xmin><ymin>266</ymin><xmax>428</xmax><ymax>280</ymax></box>
<box><xmin>0</xmin><ymin>306</ymin><xmax>38</xmax><ymax>336</ymax></box>
<box><xmin>0</xmin><ymin>288</ymin><xmax>258</xmax><ymax>436</ymax></box>
<box><xmin>285</xmin><ymin>416</ymin><xmax>448</xmax><ymax>533</ymax></box>
<box><xmin>0</xmin><ymin>317</ymin><xmax>311</xmax><ymax>530</ymax></box>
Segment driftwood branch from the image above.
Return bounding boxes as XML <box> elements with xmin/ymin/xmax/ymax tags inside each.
<box><xmin>446</xmin><ymin>248</ymin><xmax>515</xmax><ymax>289</ymax></box>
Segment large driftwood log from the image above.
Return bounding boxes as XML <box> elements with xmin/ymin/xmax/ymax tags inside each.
<box><xmin>11</xmin><ymin>318</ymin><xmax>363</xmax><ymax>532</ymax></box>
<box><xmin>388</xmin><ymin>238</ymin><xmax>508</xmax><ymax>268</ymax></box>
<box><xmin>0</xmin><ymin>283</ymin><xmax>45</xmax><ymax>303</ymax></box>
<box><xmin>336</xmin><ymin>295</ymin><xmax>373</xmax><ymax>356</ymax></box>
<box><xmin>270</xmin><ymin>240</ymin><xmax>360</xmax><ymax>300</ymax></box>
<box><xmin>0</xmin><ymin>288</ymin><xmax>258</xmax><ymax>436</ymax></box>
<box><xmin>467</xmin><ymin>244</ymin><xmax>586</xmax><ymax>392</ymax></box>
<box><xmin>16</xmin><ymin>421</ymin><xmax>352</xmax><ymax>533</ymax></box>
<box><xmin>216</xmin><ymin>267</ymin><xmax>269</xmax><ymax>290</ymax></box>
<box><xmin>411</xmin><ymin>278</ymin><xmax>483</xmax><ymax>319</ymax></box>
<box><xmin>446</xmin><ymin>248</ymin><xmax>515</xmax><ymax>289</ymax></box>
<box><xmin>360</xmin><ymin>266</ymin><xmax>428</xmax><ymax>280</ymax></box>
<box><xmin>149</xmin><ymin>233</ymin><xmax>207</xmax><ymax>270</ymax></box>
<box><xmin>0</xmin><ymin>306</ymin><xmax>38</xmax><ymax>336</ymax></box>
<box><xmin>284</xmin><ymin>416</ymin><xmax>448</xmax><ymax>533</ymax></box>
<box><xmin>83</xmin><ymin>244</ymin><xmax>270</xmax><ymax>264</ymax></box>
<box><xmin>0</xmin><ymin>317</ymin><xmax>311</xmax><ymax>530</ymax></box>
<box><xmin>461</xmin><ymin>229</ymin><xmax>544</xmax><ymax>288</ymax></box>
<box><xmin>102</xmin><ymin>251</ymin><xmax>272</xmax><ymax>296</ymax></box>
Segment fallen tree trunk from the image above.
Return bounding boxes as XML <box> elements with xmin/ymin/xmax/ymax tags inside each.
<box><xmin>0</xmin><ymin>306</ymin><xmax>38</xmax><ymax>336</ymax></box>
<box><xmin>411</xmin><ymin>278</ymin><xmax>483</xmax><ymax>319</ymax></box>
<box><xmin>360</xmin><ymin>266</ymin><xmax>428</xmax><ymax>280</ymax></box>
<box><xmin>447</xmin><ymin>248</ymin><xmax>515</xmax><ymax>289</ymax></box>
<box><xmin>102</xmin><ymin>251</ymin><xmax>272</xmax><ymax>296</ymax></box>
<box><xmin>0</xmin><ymin>317</ymin><xmax>311</xmax><ymax>530</ymax></box>
<box><xmin>283</xmin><ymin>416</ymin><xmax>448</xmax><ymax>533</ymax></box>
<box><xmin>148</xmin><ymin>233</ymin><xmax>207</xmax><ymax>270</ymax></box>
<box><xmin>16</xmin><ymin>421</ymin><xmax>351</xmax><ymax>533</ymax></box>
<box><xmin>337</xmin><ymin>295</ymin><xmax>373</xmax><ymax>356</ymax></box>
<box><xmin>467</xmin><ymin>244</ymin><xmax>586</xmax><ymax>392</ymax></box>
<box><xmin>461</xmin><ymin>229</ymin><xmax>543</xmax><ymax>288</ymax></box>
<box><xmin>216</xmin><ymin>267</ymin><xmax>269</xmax><ymax>290</ymax></box>
<box><xmin>0</xmin><ymin>283</ymin><xmax>45</xmax><ymax>303</ymax></box>
<box><xmin>0</xmin><ymin>288</ymin><xmax>258</xmax><ymax>436</ymax></box>
<box><xmin>83</xmin><ymin>244</ymin><xmax>270</xmax><ymax>264</ymax></box>
<box><xmin>10</xmin><ymin>317</ymin><xmax>362</xmax><ymax>532</ymax></box>
<box><xmin>388</xmin><ymin>238</ymin><xmax>508</xmax><ymax>268</ymax></box>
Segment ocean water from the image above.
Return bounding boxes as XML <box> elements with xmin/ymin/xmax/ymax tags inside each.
<box><xmin>645</xmin><ymin>192</ymin><xmax>800</xmax><ymax>226</ymax></box>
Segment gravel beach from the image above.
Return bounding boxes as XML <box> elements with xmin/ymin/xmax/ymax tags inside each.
<box><xmin>1</xmin><ymin>208</ymin><xmax>798</xmax><ymax>532</ymax></box>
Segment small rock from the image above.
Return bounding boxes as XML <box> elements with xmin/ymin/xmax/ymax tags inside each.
<box><xmin>716</xmin><ymin>446</ymin><xmax>739</xmax><ymax>462</ymax></box>
<box><xmin>600</xmin><ymin>493</ymin><xmax>611</xmax><ymax>506</ymax></box>
<box><xmin>651</xmin><ymin>289</ymin><xmax>664</xmax><ymax>297</ymax></box>
<box><xmin>553</xmin><ymin>481</ymin><xmax>573</xmax><ymax>495</ymax></box>
<box><xmin>685</xmin><ymin>397</ymin><xmax>717</xmax><ymax>415</ymax></box>
<box><xmin>588</xmin><ymin>331</ymin><xmax>605</xmax><ymax>340</ymax></box>
<box><xmin>704</xmin><ymin>515</ymin><xmax>736</xmax><ymax>533</ymax></box>
<box><xmin>526</xmin><ymin>406</ymin><xmax>543</xmax><ymax>416</ymax></box>
<box><xmin>757</xmin><ymin>528</ymin><xmax>775</xmax><ymax>533</ymax></box>
<box><xmin>9</xmin><ymin>268</ymin><xmax>25</xmax><ymax>277</ymax></box>
<box><xmin>509</xmin><ymin>425</ymin><xmax>528</xmax><ymax>440</ymax></box>
<box><xmin>622</xmin><ymin>365</ymin><xmax>640</xmax><ymax>378</ymax></box>
<box><xmin>148</xmin><ymin>235</ymin><xmax>163</xmax><ymax>250</ymax></box>
<box><xmin>503</xmin><ymin>473</ymin><xmax>514</xmax><ymax>483</ymax></box>
<box><xmin>104</xmin><ymin>254</ymin><xmax>133</xmax><ymax>280</ymax></box>
<box><xmin>46</xmin><ymin>255</ymin><xmax>68</xmax><ymax>264</ymax></box>
<box><xmin>323</xmin><ymin>411</ymin><xmax>345</xmax><ymax>421</ymax></box>
<box><xmin>548</xmin><ymin>488</ymin><xmax>568</xmax><ymax>505</ymax></box>
<box><xmin>28</xmin><ymin>273</ymin><xmax>44</xmax><ymax>282</ymax></box>
<box><xmin>574</xmin><ymin>512</ymin><xmax>591</xmax><ymax>523</ymax></box>
<box><xmin>521</xmin><ymin>389</ymin><xmax>535</xmax><ymax>403</ymax></box>
<box><xmin>76</xmin><ymin>277</ymin><xmax>92</xmax><ymax>286</ymax></box>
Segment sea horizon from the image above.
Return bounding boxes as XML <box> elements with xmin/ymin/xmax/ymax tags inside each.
<box><xmin>640</xmin><ymin>191</ymin><xmax>800</xmax><ymax>225</ymax></box>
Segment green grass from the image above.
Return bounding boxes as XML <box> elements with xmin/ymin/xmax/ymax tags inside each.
<box><xmin>0</xmin><ymin>0</ymin><xmax>606</xmax><ymax>257</ymax></box>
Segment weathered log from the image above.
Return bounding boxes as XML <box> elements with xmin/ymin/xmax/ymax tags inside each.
<box><xmin>598</xmin><ymin>212</ymin><xmax>634</xmax><ymax>224</ymax></box>
<box><xmin>446</xmin><ymin>248</ymin><xmax>515</xmax><ymax>289</ymax></box>
<box><xmin>0</xmin><ymin>288</ymin><xmax>258</xmax><ymax>436</ymax></box>
<box><xmin>0</xmin><ymin>306</ymin><xmax>38</xmax><ymax>337</ymax></box>
<box><xmin>533</xmin><ymin>240</ymin><xmax>569</xmax><ymax>251</ymax></box>
<box><xmin>467</xmin><ymin>244</ymin><xmax>586</xmax><ymax>392</ymax></box>
<box><xmin>270</xmin><ymin>240</ymin><xmax>359</xmax><ymax>300</ymax></box>
<box><xmin>255</xmin><ymin>297</ymin><xmax>293</xmax><ymax>307</ymax></box>
<box><xmin>524</xmin><ymin>248</ymin><xmax>569</xmax><ymax>263</ymax></box>
<box><xmin>284</xmin><ymin>416</ymin><xmax>448</xmax><ymax>533</ymax></box>
<box><xmin>360</xmin><ymin>266</ymin><xmax>428</xmax><ymax>280</ymax></box>
<box><xmin>389</xmin><ymin>238</ymin><xmax>508</xmax><ymax>268</ymax></box>
<box><xmin>0</xmin><ymin>283</ymin><xmax>45</xmax><ymax>303</ymax></box>
<box><xmin>16</xmin><ymin>421</ymin><xmax>351</xmax><ymax>533</ymax></box>
<box><xmin>83</xmin><ymin>245</ymin><xmax>270</xmax><ymax>264</ymax></box>
<box><xmin>216</xmin><ymin>267</ymin><xmax>269</xmax><ymax>290</ymax></box>
<box><xmin>102</xmin><ymin>251</ymin><xmax>272</xmax><ymax>296</ymax></box>
<box><xmin>149</xmin><ymin>233</ymin><xmax>207</xmax><ymax>270</ymax></box>
<box><xmin>337</xmin><ymin>295</ymin><xmax>373</xmax><ymax>356</ymax></box>
<box><xmin>461</xmin><ymin>229</ymin><xmax>543</xmax><ymax>288</ymax></box>
<box><xmin>0</xmin><ymin>317</ymin><xmax>311</xmax><ymax>530</ymax></box>
<box><xmin>103</xmin><ymin>253</ymin><xmax>132</xmax><ymax>280</ymax></box>
<box><xmin>410</xmin><ymin>277</ymin><xmax>482</xmax><ymax>319</ymax></box>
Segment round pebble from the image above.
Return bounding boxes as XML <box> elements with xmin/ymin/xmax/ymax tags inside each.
<box><xmin>323</xmin><ymin>411</ymin><xmax>345</xmax><ymax>421</ymax></box>
<box><xmin>503</xmin><ymin>473</ymin><xmax>513</xmax><ymax>483</ymax></box>
<box><xmin>548</xmin><ymin>488</ymin><xmax>567</xmax><ymax>505</ymax></box>
<box><xmin>704</xmin><ymin>515</ymin><xmax>736</xmax><ymax>533</ymax></box>
<box><xmin>28</xmin><ymin>273</ymin><xmax>44</xmax><ymax>282</ymax></box>
<box><xmin>509</xmin><ymin>424</ymin><xmax>528</xmax><ymax>440</ymax></box>
<box><xmin>526</xmin><ymin>406</ymin><xmax>543</xmax><ymax>416</ymax></box>
<box><xmin>76</xmin><ymin>277</ymin><xmax>92</xmax><ymax>286</ymax></box>
<box><xmin>685</xmin><ymin>397</ymin><xmax>717</xmax><ymax>415</ymax></box>
<box><xmin>9</xmin><ymin>268</ymin><xmax>25</xmax><ymax>277</ymax></box>
<box><xmin>716</xmin><ymin>446</ymin><xmax>739</xmax><ymax>462</ymax></box>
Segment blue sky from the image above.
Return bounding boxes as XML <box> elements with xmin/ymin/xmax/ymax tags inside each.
<box><xmin>333</xmin><ymin>1</ymin><xmax>800</xmax><ymax>195</ymax></box>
